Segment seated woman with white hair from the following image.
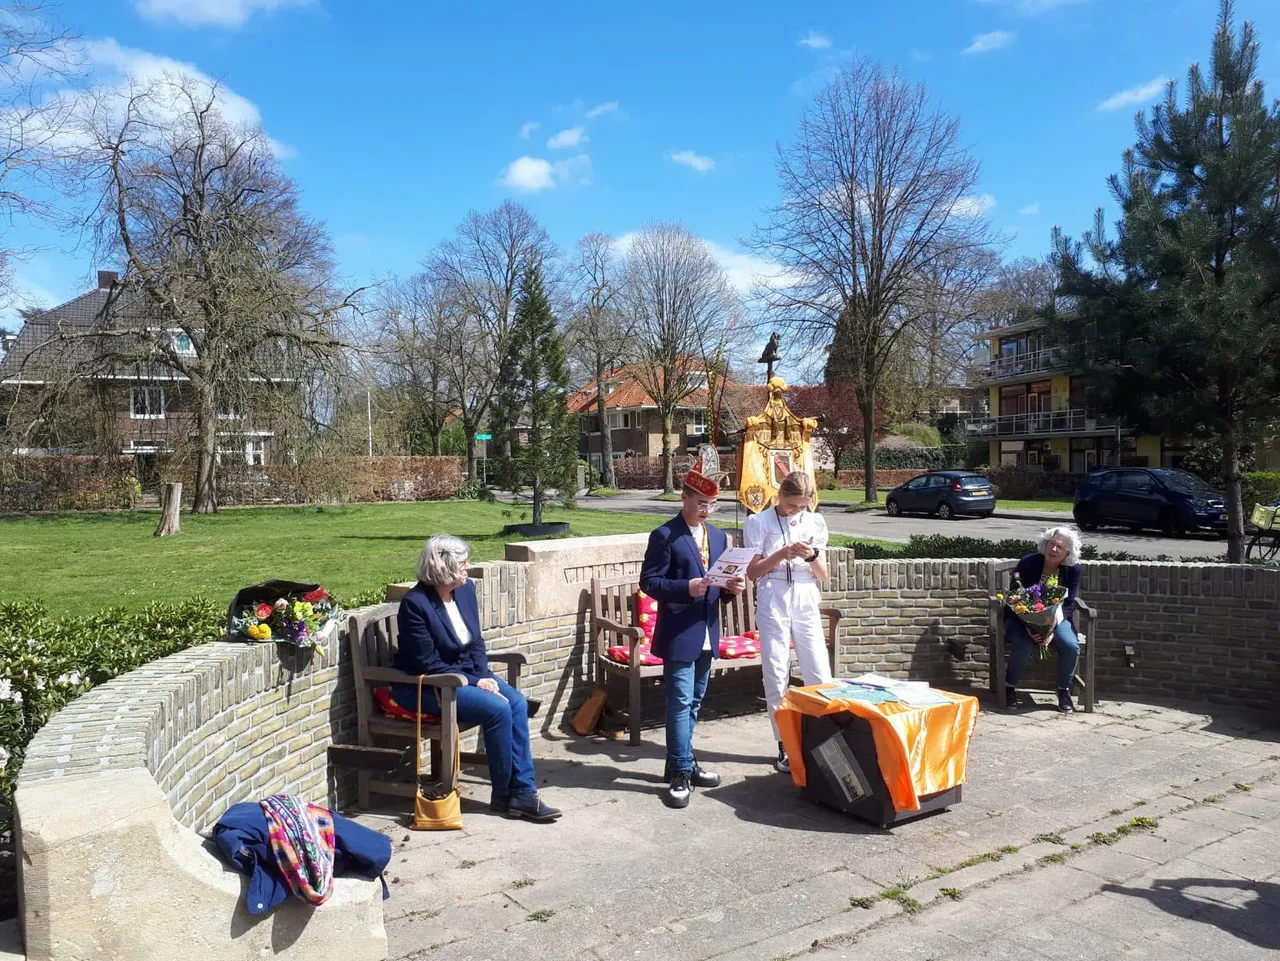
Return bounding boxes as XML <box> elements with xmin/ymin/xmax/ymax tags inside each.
<box><xmin>393</xmin><ymin>533</ymin><xmax>561</xmax><ymax>823</ymax></box>
<box><xmin>1003</xmin><ymin>525</ymin><xmax>1084</xmax><ymax>714</ymax></box>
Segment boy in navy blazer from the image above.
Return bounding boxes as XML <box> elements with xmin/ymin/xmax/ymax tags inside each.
<box><xmin>640</xmin><ymin>470</ymin><xmax>743</xmax><ymax>808</ymax></box>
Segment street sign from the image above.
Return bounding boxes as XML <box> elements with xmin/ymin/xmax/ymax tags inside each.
<box><xmin>475</xmin><ymin>433</ymin><xmax>493</xmax><ymax>441</ymax></box>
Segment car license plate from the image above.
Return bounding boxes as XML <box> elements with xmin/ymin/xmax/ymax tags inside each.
<box><xmin>1221</xmin><ymin>513</ymin><xmax>1228</xmax><ymax>521</ymax></box>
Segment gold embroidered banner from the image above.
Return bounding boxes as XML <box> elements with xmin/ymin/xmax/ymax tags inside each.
<box><xmin>737</xmin><ymin>376</ymin><xmax>819</xmax><ymax>513</ymax></box>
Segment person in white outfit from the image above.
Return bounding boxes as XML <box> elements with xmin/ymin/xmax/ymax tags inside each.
<box><xmin>744</xmin><ymin>470</ymin><xmax>832</xmax><ymax>773</ymax></box>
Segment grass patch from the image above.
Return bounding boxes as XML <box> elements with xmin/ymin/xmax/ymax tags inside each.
<box><xmin>1088</xmin><ymin>831</ymin><xmax>1120</xmax><ymax>846</ymax></box>
<box><xmin>511</xmin><ymin>877</ymin><xmax>536</xmax><ymax>889</ymax></box>
<box><xmin>0</xmin><ymin>501</ymin><xmax>664</xmax><ymax>615</ymax></box>
<box><xmin>652</xmin><ymin>492</ymin><xmax>683</xmax><ymax>502</ymax></box>
<box><xmin>940</xmin><ymin>887</ymin><xmax>963</xmax><ymax>901</ymax></box>
<box><xmin>1039</xmin><ymin>853</ymin><xmax>1068</xmax><ymax>865</ymax></box>
<box><xmin>879</xmin><ymin>887</ymin><xmax>922</xmax><ymax>914</ymax></box>
<box><xmin>999</xmin><ymin>845</ymin><xmax>1020</xmax><ymax>855</ymax></box>
<box><xmin>402</xmin><ymin>907</ymin><xmax>442</xmax><ymax>922</ymax></box>
<box><xmin>848</xmin><ymin>895</ymin><xmax>879</xmax><ymax>910</ymax></box>
<box><xmin>1203</xmin><ymin>795</ymin><xmax>1225</xmax><ymax>804</ymax></box>
<box><xmin>1130</xmin><ymin>816</ymin><xmax>1159</xmax><ymax>830</ymax></box>
<box><xmin>585</xmin><ymin>487</ymin><xmax>624</xmax><ymax>497</ymax></box>
<box><xmin>1032</xmin><ymin>833</ymin><xmax>1066</xmax><ymax>846</ymax></box>
<box><xmin>526</xmin><ymin>909</ymin><xmax>555</xmax><ymax>923</ymax></box>
<box><xmin>1234</xmin><ymin>783</ymin><xmax>1252</xmax><ymax>792</ymax></box>
<box><xmin>1135</xmin><ymin>799</ymin><xmax>1148</xmax><ymax>806</ymax></box>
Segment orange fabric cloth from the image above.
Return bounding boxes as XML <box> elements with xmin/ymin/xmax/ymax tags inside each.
<box><xmin>776</xmin><ymin>685</ymin><xmax>979</xmax><ymax>812</ymax></box>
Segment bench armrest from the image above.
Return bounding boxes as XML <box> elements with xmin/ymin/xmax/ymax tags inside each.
<box><xmin>487</xmin><ymin>652</ymin><xmax>527</xmax><ymax>688</ymax></box>
<box><xmin>360</xmin><ymin>667</ymin><xmax>468</xmax><ymax>688</ymax></box>
<box><xmin>1074</xmin><ymin>598</ymin><xmax>1095</xmax><ymax>618</ymax></box>
<box><xmin>819</xmin><ymin>607</ymin><xmax>842</xmax><ymax>624</ymax></box>
<box><xmin>595</xmin><ymin>616</ymin><xmax>644</xmax><ymax>640</ymax></box>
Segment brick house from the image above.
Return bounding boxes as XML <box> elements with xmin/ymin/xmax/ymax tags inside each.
<box><xmin>567</xmin><ymin>365</ymin><xmax>767</xmax><ymax>474</ymax></box>
<box><xmin>0</xmin><ymin>271</ymin><xmax>282</xmax><ymax>489</ymax></box>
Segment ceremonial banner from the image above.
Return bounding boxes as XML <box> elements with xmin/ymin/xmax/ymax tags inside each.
<box><xmin>737</xmin><ymin>375</ymin><xmax>818</xmax><ymax>513</ymax></box>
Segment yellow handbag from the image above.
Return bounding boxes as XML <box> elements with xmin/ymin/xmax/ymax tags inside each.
<box><xmin>411</xmin><ymin>674</ymin><xmax>463</xmax><ymax>831</ymax></box>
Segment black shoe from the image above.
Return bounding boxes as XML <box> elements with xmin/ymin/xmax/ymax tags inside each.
<box><xmin>526</xmin><ymin>698</ymin><xmax>542</xmax><ymax>719</ymax></box>
<box><xmin>665</xmin><ymin>771</ymin><xmax>692</xmax><ymax>808</ymax></box>
<box><xmin>1057</xmin><ymin>689</ymin><xmax>1077</xmax><ymax>713</ymax></box>
<box><xmin>505</xmin><ymin>793</ymin><xmax>561</xmax><ymax>822</ymax></box>
<box><xmin>1003</xmin><ymin>685</ymin><xmax>1020</xmax><ymax>713</ymax></box>
<box><xmin>690</xmin><ymin>761</ymin><xmax>720</xmax><ymax>788</ymax></box>
<box><xmin>489</xmin><ymin>793</ymin><xmax>510</xmax><ymax>814</ymax></box>
<box><xmin>774</xmin><ymin>742</ymin><xmax>791</xmax><ymax>774</ymax></box>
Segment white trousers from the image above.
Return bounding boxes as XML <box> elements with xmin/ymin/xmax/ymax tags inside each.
<box><xmin>757</xmin><ymin>578</ymin><xmax>832</xmax><ymax>740</ymax></box>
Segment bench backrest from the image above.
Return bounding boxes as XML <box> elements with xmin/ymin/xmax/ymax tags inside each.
<box><xmin>348</xmin><ymin>602</ymin><xmax>400</xmax><ymax>734</ymax></box>
<box><xmin>589</xmin><ymin>574</ymin><xmax>758</xmax><ymax>641</ymax></box>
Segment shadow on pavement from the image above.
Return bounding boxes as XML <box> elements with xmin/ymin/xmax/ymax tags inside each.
<box><xmin>1102</xmin><ymin>878</ymin><xmax>1280</xmax><ymax>950</ymax></box>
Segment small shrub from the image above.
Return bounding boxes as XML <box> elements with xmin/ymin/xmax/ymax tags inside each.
<box><xmin>526</xmin><ymin>909</ymin><xmax>555</xmax><ymax>923</ymax></box>
<box><xmin>848</xmin><ymin>895</ymin><xmax>879</xmax><ymax>909</ymax></box>
<box><xmin>889</xmin><ymin>422</ymin><xmax>943</xmax><ymax>448</ymax></box>
<box><xmin>940</xmin><ymin>887</ymin><xmax>963</xmax><ymax>901</ymax></box>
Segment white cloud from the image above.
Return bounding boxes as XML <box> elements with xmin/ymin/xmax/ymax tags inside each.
<box><xmin>519</xmin><ymin>121</ymin><xmax>539</xmax><ymax>140</ymax></box>
<box><xmin>1019</xmin><ymin>202</ymin><xmax>1040</xmax><ymax>216</ymax></box>
<box><xmin>133</xmin><ymin>0</ymin><xmax>313</xmax><ymax>27</ymax></box>
<box><xmin>670</xmin><ymin>150</ymin><xmax>715</xmax><ymax>173</ymax></box>
<box><xmin>798</xmin><ymin>30</ymin><xmax>831</xmax><ymax>50</ymax></box>
<box><xmin>497</xmin><ymin>154</ymin><xmax>592</xmax><ymax>193</ymax></box>
<box><xmin>547</xmin><ymin>126</ymin><xmax>587</xmax><ymax>149</ymax></box>
<box><xmin>81</xmin><ymin>39</ymin><xmax>294</xmax><ymax>156</ymax></box>
<box><xmin>1096</xmin><ymin>76</ymin><xmax>1170</xmax><ymax>112</ymax></box>
<box><xmin>612</xmin><ymin>232</ymin><xmax>790</xmax><ymax>298</ymax></box>
<box><xmin>952</xmin><ymin>194</ymin><xmax>997</xmax><ymax>217</ymax></box>
<box><xmin>585</xmin><ymin>101</ymin><xmax>619</xmax><ymax>120</ymax></box>
<box><xmin>963</xmin><ymin>31</ymin><xmax>1015</xmax><ymax>54</ymax></box>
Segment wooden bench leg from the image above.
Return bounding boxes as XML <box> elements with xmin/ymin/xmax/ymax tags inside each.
<box><xmin>629</xmin><ymin>668</ymin><xmax>642</xmax><ymax>746</ymax></box>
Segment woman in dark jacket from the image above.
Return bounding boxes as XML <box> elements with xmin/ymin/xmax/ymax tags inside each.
<box><xmin>1003</xmin><ymin>526</ymin><xmax>1084</xmax><ymax>714</ymax></box>
<box><xmin>393</xmin><ymin>533</ymin><xmax>560</xmax><ymax>823</ymax></box>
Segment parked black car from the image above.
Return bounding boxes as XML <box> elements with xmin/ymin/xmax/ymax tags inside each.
<box><xmin>1072</xmin><ymin>468</ymin><xmax>1228</xmax><ymax>536</ymax></box>
<box><xmin>885</xmin><ymin>471</ymin><xmax>997</xmax><ymax>520</ymax></box>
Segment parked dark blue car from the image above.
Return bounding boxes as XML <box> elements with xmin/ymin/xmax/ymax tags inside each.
<box><xmin>1073</xmin><ymin>468</ymin><xmax>1227</xmax><ymax>536</ymax></box>
<box><xmin>885</xmin><ymin>471</ymin><xmax>996</xmax><ymax>520</ymax></box>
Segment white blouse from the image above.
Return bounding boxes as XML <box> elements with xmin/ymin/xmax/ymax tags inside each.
<box><xmin>443</xmin><ymin>599</ymin><xmax>473</xmax><ymax>647</ymax></box>
<box><xmin>743</xmin><ymin>507</ymin><xmax>829</xmax><ymax>580</ymax></box>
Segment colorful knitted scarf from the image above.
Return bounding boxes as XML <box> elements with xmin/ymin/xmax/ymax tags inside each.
<box><xmin>260</xmin><ymin>794</ymin><xmax>336</xmax><ymax>906</ymax></box>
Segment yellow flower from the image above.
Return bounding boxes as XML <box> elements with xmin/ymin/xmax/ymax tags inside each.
<box><xmin>247</xmin><ymin>623</ymin><xmax>272</xmax><ymax>640</ymax></box>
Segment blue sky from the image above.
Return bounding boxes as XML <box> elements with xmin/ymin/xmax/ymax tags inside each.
<box><xmin>5</xmin><ymin>0</ymin><xmax>1279</xmax><ymax>324</ymax></box>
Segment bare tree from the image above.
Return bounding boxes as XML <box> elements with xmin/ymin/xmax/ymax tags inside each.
<box><xmin>52</xmin><ymin>76</ymin><xmax>357</xmax><ymax>513</ymax></box>
<box><xmin>370</xmin><ymin>273</ymin><xmax>459</xmax><ymax>455</ymax></box>
<box><xmin>976</xmin><ymin>256</ymin><xmax>1057</xmax><ymax>329</ymax></box>
<box><xmin>427</xmin><ymin>201</ymin><xmax>556</xmax><ymax>479</ymax></box>
<box><xmin>748</xmin><ymin>57</ymin><xmax>997</xmax><ymax>500</ymax></box>
<box><xmin>0</xmin><ymin>1</ymin><xmax>82</xmax><ymax>303</ymax></box>
<box><xmin>565</xmin><ymin>231</ymin><xmax>633</xmax><ymax>488</ymax></box>
<box><xmin>621</xmin><ymin>222</ymin><xmax>738</xmax><ymax>492</ymax></box>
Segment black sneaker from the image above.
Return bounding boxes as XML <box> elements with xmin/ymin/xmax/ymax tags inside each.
<box><xmin>665</xmin><ymin>771</ymin><xmax>692</xmax><ymax>808</ymax></box>
<box><xmin>774</xmin><ymin>742</ymin><xmax>791</xmax><ymax>774</ymax></box>
<box><xmin>690</xmin><ymin>760</ymin><xmax>720</xmax><ymax>788</ymax></box>
<box><xmin>1003</xmin><ymin>685</ymin><xmax>1020</xmax><ymax>713</ymax></box>
<box><xmin>505</xmin><ymin>793</ymin><xmax>562</xmax><ymax>822</ymax></box>
<box><xmin>1057</xmin><ymin>689</ymin><xmax>1077</xmax><ymax>713</ymax></box>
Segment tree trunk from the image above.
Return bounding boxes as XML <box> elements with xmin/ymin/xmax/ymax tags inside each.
<box><xmin>532</xmin><ymin>476</ymin><xmax>543</xmax><ymax>526</ymax></box>
<box><xmin>464</xmin><ymin>426</ymin><xmax>478</xmax><ymax>483</ymax></box>
<box><xmin>154</xmin><ymin>482</ymin><xmax>182</xmax><ymax>537</ymax></box>
<box><xmin>430</xmin><ymin>429</ymin><xmax>441</xmax><ymax>456</ymax></box>
<box><xmin>597</xmin><ymin>358</ymin><xmax>615</xmax><ymax>489</ymax></box>
<box><xmin>1223</xmin><ymin>432</ymin><xmax>1245</xmax><ymax>564</ymax></box>
<box><xmin>861</xmin><ymin>396</ymin><xmax>878</xmax><ymax>503</ymax></box>
<box><xmin>192</xmin><ymin>392</ymin><xmax>219</xmax><ymax>514</ymax></box>
<box><xmin>661</xmin><ymin>410</ymin><xmax>675</xmax><ymax>493</ymax></box>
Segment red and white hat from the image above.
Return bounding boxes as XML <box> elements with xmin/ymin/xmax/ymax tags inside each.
<box><xmin>683</xmin><ymin>470</ymin><xmax>719</xmax><ymax>498</ymax></box>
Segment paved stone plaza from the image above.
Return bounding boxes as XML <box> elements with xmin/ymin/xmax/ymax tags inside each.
<box><xmin>359</xmin><ymin>696</ymin><xmax>1280</xmax><ymax>961</ymax></box>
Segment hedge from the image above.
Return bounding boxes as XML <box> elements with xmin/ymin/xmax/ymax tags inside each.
<box><xmin>838</xmin><ymin>445</ymin><xmax>967</xmax><ymax>471</ymax></box>
<box><xmin>1242</xmin><ymin>472</ymin><xmax>1280</xmax><ymax>508</ymax></box>
<box><xmin>847</xmin><ymin>533</ymin><xmax>1223</xmax><ymax>565</ymax></box>
<box><xmin>0</xmin><ymin>455</ymin><xmax>138</xmax><ymax>512</ymax></box>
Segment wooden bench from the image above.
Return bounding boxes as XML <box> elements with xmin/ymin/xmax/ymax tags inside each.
<box><xmin>590</xmin><ymin>574</ymin><xmax>842</xmax><ymax>744</ymax></box>
<box><xmin>342</xmin><ymin>602</ymin><xmax>527</xmax><ymax>808</ymax></box>
<box><xmin>987</xmin><ymin>560</ymin><xmax>1097</xmax><ymax>712</ymax></box>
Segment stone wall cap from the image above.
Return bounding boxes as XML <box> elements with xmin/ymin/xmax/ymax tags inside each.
<box><xmin>504</xmin><ymin>532</ymin><xmax>650</xmax><ymax>561</ymax></box>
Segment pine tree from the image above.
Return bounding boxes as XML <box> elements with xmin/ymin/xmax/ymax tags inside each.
<box><xmin>492</xmin><ymin>264</ymin><xmax>579</xmax><ymax>526</ymax></box>
<box><xmin>1053</xmin><ymin>0</ymin><xmax>1280</xmax><ymax>562</ymax></box>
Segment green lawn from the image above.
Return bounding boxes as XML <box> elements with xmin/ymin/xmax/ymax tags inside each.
<box><xmin>817</xmin><ymin>487</ymin><xmax>1074</xmax><ymax>513</ymax></box>
<box><xmin>1</xmin><ymin>501</ymin><xmax>664</xmax><ymax>617</ymax></box>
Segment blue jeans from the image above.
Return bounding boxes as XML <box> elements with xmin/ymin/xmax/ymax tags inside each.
<box><xmin>664</xmin><ymin>650</ymin><xmax>713</xmax><ymax>773</ymax></box>
<box><xmin>392</xmin><ymin>678</ymin><xmax>536</xmax><ymax>800</ymax></box>
<box><xmin>1005</xmin><ymin>618</ymin><xmax>1080</xmax><ymax>691</ymax></box>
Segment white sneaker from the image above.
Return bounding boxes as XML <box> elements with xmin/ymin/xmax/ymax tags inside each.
<box><xmin>774</xmin><ymin>742</ymin><xmax>791</xmax><ymax>774</ymax></box>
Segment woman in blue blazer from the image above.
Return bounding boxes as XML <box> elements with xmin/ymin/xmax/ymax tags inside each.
<box><xmin>394</xmin><ymin>534</ymin><xmax>560</xmax><ymax>823</ymax></box>
<box><xmin>1003</xmin><ymin>526</ymin><xmax>1084</xmax><ymax>714</ymax></box>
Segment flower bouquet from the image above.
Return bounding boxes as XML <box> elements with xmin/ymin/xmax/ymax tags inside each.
<box><xmin>228</xmin><ymin>579</ymin><xmax>344</xmax><ymax>652</ymax></box>
<box><xmin>994</xmin><ymin>578</ymin><xmax>1068</xmax><ymax>658</ymax></box>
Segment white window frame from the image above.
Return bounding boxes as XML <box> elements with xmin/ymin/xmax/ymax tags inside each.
<box><xmin>607</xmin><ymin>411</ymin><xmax>633</xmax><ymax>431</ymax></box>
<box><xmin>245</xmin><ymin>436</ymin><xmax>266</xmax><ymax>467</ymax></box>
<box><xmin>130</xmin><ymin>386</ymin><xmax>166</xmax><ymax>420</ymax></box>
<box><xmin>690</xmin><ymin>409</ymin><xmax>708</xmax><ymax>434</ymax></box>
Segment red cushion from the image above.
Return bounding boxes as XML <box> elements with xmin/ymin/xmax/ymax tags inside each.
<box><xmin>374</xmin><ymin>685</ymin><xmax>441</xmax><ymax>722</ymax></box>
<box><xmin>635</xmin><ymin>590</ymin><xmax>658</xmax><ymax>643</ymax></box>
<box><xmin>606</xmin><ymin>644</ymin><xmax>664</xmax><ymax>666</ymax></box>
<box><xmin>718</xmin><ymin>634</ymin><xmax>761</xmax><ymax>659</ymax></box>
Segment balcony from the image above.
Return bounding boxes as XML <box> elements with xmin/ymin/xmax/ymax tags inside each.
<box><xmin>970</xmin><ymin>347</ymin><xmax>1070</xmax><ymax>385</ymax></box>
<box><xmin>966</xmin><ymin>408</ymin><xmax>1120</xmax><ymax>439</ymax></box>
